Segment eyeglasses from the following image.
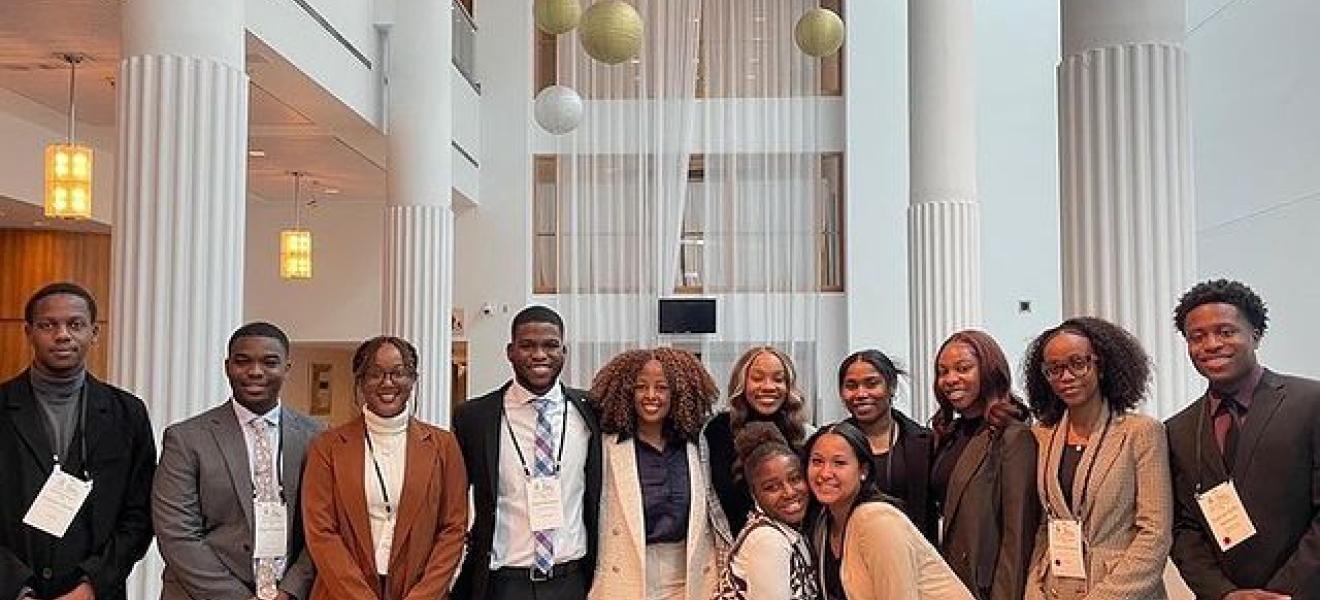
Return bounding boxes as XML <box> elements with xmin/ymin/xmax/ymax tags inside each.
<box><xmin>1041</xmin><ymin>354</ymin><xmax>1097</xmax><ymax>381</ymax></box>
<box><xmin>363</xmin><ymin>368</ymin><xmax>415</xmax><ymax>385</ymax></box>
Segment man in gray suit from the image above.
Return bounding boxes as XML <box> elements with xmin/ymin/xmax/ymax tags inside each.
<box><xmin>153</xmin><ymin>322</ymin><xmax>325</xmax><ymax>600</ymax></box>
<box><xmin>1167</xmin><ymin>280</ymin><xmax>1320</xmax><ymax>600</ymax></box>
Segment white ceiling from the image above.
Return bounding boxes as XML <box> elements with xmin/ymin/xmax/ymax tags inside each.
<box><xmin>0</xmin><ymin>0</ymin><xmax>387</xmax><ymax>221</ymax></box>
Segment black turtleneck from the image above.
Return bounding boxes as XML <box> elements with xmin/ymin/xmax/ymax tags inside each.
<box><xmin>30</xmin><ymin>366</ymin><xmax>86</xmax><ymax>461</ymax></box>
<box><xmin>932</xmin><ymin>416</ymin><xmax>985</xmax><ymax>504</ymax></box>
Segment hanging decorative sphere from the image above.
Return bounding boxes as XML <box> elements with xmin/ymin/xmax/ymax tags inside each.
<box><xmin>579</xmin><ymin>0</ymin><xmax>643</xmax><ymax>65</ymax></box>
<box><xmin>794</xmin><ymin>8</ymin><xmax>845</xmax><ymax>58</ymax></box>
<box><xmin>534</xmin><ymin>0</ymin><xmax>582</xmax><ymax>35</ymax></box>
<box><xmin>534</xmin><ymin>85</ymin><xmax>584</xmax><ymax>135</ymax></box>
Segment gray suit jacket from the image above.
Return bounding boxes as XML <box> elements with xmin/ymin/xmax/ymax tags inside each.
<box><xmin>939</xmin><ymin>421</ymin><xmax>1039</xmax><ymax>600</ymax></box>
<box><xmin>1025</xmin><ymin>404</ymin><xmax>1173</xmax><ymax>600</ymax></box>
<box><xmin>153</xmin><ymin>402</ymin><xmax>324</xmax><ymax>600</ymax></box>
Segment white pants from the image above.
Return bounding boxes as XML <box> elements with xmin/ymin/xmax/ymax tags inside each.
<box><xmin>645</xmin><ymin>541</ymin><xmax>687</xmax><ymax>600</ymax></box>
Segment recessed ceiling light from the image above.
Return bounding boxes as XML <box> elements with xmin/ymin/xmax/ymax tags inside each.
<box><xmin>31</xmin><ymin>220</ymin><xmax>47</xmax><ymax>227</ymax></box>
<box><xmin>322</xmin><ymin>188</ymin><xmax>340</xmax><ymax>195</ymax></box>
<box><xmin>248</xmin><ymin>149</ymin><xmax>266</xmax><ymax>158</ymax></box>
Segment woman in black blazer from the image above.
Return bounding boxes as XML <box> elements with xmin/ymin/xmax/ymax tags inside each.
<box><xmin>836</xmin><ymin>349</ymin><xmax>939</xmax><ymax>542</ymax></box>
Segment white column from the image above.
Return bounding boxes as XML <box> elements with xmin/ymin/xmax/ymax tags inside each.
<box><xmin>384</xmin><ymin>0</ymin><xmax>454</xmax><ymax>426</ymax></box>
<box><xmin>1059</xmin><ymin>0</ymin><xmax>1196</xmax><ymax>417</ymax></box>
<box><xmin>114</xmin><ymin>0</ymin><xmax>246</xmax><ymax>597</ymax></box>
<box><xmin>907</xmin><ymin>0</ymin><xmax>981</xmax><ymax>422</ymax></box>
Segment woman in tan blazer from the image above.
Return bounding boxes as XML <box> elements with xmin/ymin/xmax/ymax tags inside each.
<box><xmin>930</xmin><ymin>330</ymin><xmax>1040</xmax><ymax>600</ymax></box>
<box><xmin>1021</xmin><ymin>317</ymin><xmax>1173</xmax><ymax>600</ymax></box>
<box><xmin>585</xmin><ymin>348</ymin><xmax>718</xmax><ymax>600</ymax></box>
<box><xmin>302</xmin><ymin>336</ymin><xmax>468</xmax><ymax>600</ymax></box>
<box><xmin>807</xmin><ymin>421</ymin><xmax>973</xmax><ymax>600</ymax></box>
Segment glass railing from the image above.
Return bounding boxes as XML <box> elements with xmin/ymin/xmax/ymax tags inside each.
<box><xmin>453</xmin><ymin>0</ymin><xmax>479</xmax><ymax>93</ymax></box>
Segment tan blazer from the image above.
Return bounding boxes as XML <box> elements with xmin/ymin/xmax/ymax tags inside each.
<box><xmin>588</xmin><ymin>434</ymin><xmax>716</xmax><ymax>600</ymax></box>
<box><xmin>839</xmin><ymin>501</ymin><xmax>973</xmax><ymax>600</ymax></box>
<box><xmin>939</xmin><ymin>422</ymin><xmax>1040</xmax><ymax>600</ymax></box>
<box><xmin>1026</xmin><ymin>404</ymin><xmax>1172</xmax><ymax>600</ymax></box>
<box><xmin>302</xmin><ymin>416</ymin><xmax>469</xmax><ymax>600</ymax></box>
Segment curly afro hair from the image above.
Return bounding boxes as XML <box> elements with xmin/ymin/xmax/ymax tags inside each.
<box><xmin>1173</xmin><ymin>279</ymin><xmax>1269</xmax><ymax>337</ymax></box>
<box><xmin>1022</xmin><ymin>317</ymin><xmax>1151</xmax><ymax>426</ymax></box>
<box><xmin>589</xmin><ymin>347</ymin><xmax>718</xmax><ymax>443</ymax></box>
<box><xmin>734</xmin><ymin>421</ymin><xmax>800</xmax><ymax>484</ymax></box>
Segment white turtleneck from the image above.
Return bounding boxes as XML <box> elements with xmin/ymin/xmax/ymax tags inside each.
<box><xmin>363</xmin><ymin>406</ymin><xmax>409</xmax><ymax>575</ymax></box>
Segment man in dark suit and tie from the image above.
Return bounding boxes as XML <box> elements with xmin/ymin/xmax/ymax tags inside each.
<box><xmin>452</xmin><ymin>306</ymin><xmax>602</xmax><ymax>600</ymax></box>
<box><xmin>152</xmin><ymin>322</ymin><xmax>324</xmax><ymax>600</ymax></box>
<box><xmin>1166</xmin><ymin>279</ymin><xmax>1320</xmax><ymax>600</ymax></box>
<box><xmin>0</xmin><ymin>282</ymin><xmax>156</xmax><ymax>600</ymax></box>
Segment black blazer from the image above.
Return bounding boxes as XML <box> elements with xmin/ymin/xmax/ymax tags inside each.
<box><xmin>0</xmin><ymin>371</ymin><xmax>156</xmax><ymax>600</ymax></box>
<box><xmin>1166</xmin><ymin>369</ymin><xmax>1320</xmax><ymax>599</ymax></box>
<box><xmin>451</xmin><ymin>382</ymin><xmax>602</xmax><ymax>599</ymax></box>
<box><xmin>846</xmin><ymin>410</ymin><xmax>940</xmax><ymax>544</ymax></box>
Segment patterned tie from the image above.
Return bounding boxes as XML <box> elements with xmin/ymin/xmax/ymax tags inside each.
<box><xmin>531</xmin><ymin>398</ymin><xmax>556</xmax><ymax>575</ymax></box>
<box><xmin>250</xmin><ymin>417</ymin><xmax>280</xmax><ymax>600</ymax></box>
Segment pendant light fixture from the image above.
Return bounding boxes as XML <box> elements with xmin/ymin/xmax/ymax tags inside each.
<box><xmin>44</xmin><ymin>54</ymin><xmax>93</xmax><ymax>219</ymax></box>
<box><xmin>280</xmin><ymin>172</ymin><xmax>313</xmax><ymax>279</ymax></box>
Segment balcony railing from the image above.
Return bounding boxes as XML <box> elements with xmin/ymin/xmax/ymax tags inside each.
<box><xmin>453</xmin><ymin>0</ymin><xmax>479</xmax><ymax>93</ymax></box>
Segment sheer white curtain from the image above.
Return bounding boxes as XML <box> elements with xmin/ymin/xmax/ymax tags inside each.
<box><xmin>556</xmin><ymin>0</ymin><xmax>704</xmax><ymax>387</ymax></box>
<box><xmin>696</xmin><ymin>0</ymin><xmax>826</xmax><ymax>418</ymax></box>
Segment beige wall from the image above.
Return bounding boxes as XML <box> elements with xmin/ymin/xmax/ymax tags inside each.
<box><xmin>284</xmin><ymin>343</ymin><xmax>359</xmax><ymax>427</ymax></box>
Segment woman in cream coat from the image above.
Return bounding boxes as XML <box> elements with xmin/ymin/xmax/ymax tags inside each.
<box><xmin>586</xmin><ymin>348</ymin><xmax>718</xmax><ymax>600</ymax></box>
<box><xmin>1021</xmin><ymin>317</ymin><xmax>1173</xmax><ymax>600</ymax></box>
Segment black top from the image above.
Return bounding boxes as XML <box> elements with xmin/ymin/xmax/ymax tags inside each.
<box><xmin>845</xmin><ymin>411</ymin><xmax>939</xmax><ymax>544</ymax></box>
<box><xmin>704</xmin><ymin>411</ymin><xmax>755</xmax><ymax>537</ymax></box>
<box><xmin>872</xmin><ymin>446</ymin><xmax>909</xmax><ymax>509</ymax></box>
<box><xmin>931</xmin><ymin>416</ymin><xmax>985</xmax><ymax>505</ymax></box>
<box><xmin>823</xmin><ymin>534</ymin><xmax>846</xmax><ymax>600</ymax></box>
<box><xmin>635</xmin><ymin>437</ymin><xmax>690</xmax><ymax>544</ymax></box>
<box><xmin>1058</xmin><ymin>443</ymin><xmax>1085</xmax><ymax>510</ymax></box>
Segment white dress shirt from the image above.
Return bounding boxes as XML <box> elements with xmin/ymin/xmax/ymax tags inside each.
<box><xmin>490</xmin><ymin>379</ymin><xmax>589</xmax><ymax>569</ymax></box>
<box><xmin>229</xmin><ymin>398</ymin><xmax>286</xmax><ymax>580</ymax></box>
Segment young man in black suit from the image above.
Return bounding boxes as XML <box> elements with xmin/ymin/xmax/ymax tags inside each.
<box><xmin>1166</xmin><ymin>279</ymin><xmax>1320</xmax><ymax>600</ymax></box>
<box><xmin>452</xmin><ymin>306</ymin><xmax>602</xmax><ymax>600</ymax></box>
<box><xmin>0</xmin><ymin>283</ymin><xmax>156</xmax><ymax>600</ymax></box>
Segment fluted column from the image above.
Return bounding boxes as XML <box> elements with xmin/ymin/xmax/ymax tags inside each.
<box><xmin>1059</xmin><ymin>0</ymin><xmax>1195</xmax><ymax>417</ymax></box>
<box><xmin>384</xmin><ymin>0</ymin><xmax>454</xmax><ymax>425</ymax></box>
<box><xmin>114</xmin><ymin>1</ymin><xmax>246</xmax><ymax>597</ymax></box>
<box><xmin>907</xmin><ymin>0</ymin><xmax>981</xmax><ymax>421</ymax></box>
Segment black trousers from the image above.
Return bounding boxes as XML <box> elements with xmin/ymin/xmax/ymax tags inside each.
<box><xmin>487</xmin><ymin>566</ymin><xmax>587</xmax><ymax>600</ymax></box>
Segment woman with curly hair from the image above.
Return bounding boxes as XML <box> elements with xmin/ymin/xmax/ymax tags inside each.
<box><xmin>714</xmin><ymin>422</ymin><xmax>819</xmax><ymax>600</ymax></box>
<box><xmin>929</xmin><ymin>331</ymin><xmax>1039</xmax><ymax>600</ymax></box>
<box><xmin>702</xmin><ymin>346</ymin><xmax>812</xmax><ymax>546</ymax></box>
<box><xmin>1021</xmin><ymin>317</ymin><xmax>1173</xmax><ymax>600</ymax></box>
<box><xmin>586</xmin><ymin>348</ymin><xmax>718</xmax><ymax>600</ymax></box>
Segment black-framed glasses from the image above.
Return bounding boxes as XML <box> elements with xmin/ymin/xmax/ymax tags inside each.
<box><xmin>1041</xmin><ymin>354</ymin><xmax>1097</xmax><ymax>381</ymax></box>
<box><xmin>363</xmin><ymin>368</ymin><xmax>416</xmax><ymax>385</ymax></box>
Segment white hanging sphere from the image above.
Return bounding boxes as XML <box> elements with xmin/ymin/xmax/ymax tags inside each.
<box><xmin>534</xmin><ymin>85</ymin><xmax>584</xmax><ymax>135</ymax></box>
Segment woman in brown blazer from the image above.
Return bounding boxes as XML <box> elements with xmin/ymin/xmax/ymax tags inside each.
<box><xmin>302</xmin><ymin>336</ymin><xmax>469</xmax><ymax>600</ymax></box>
<box><xmin>930</xmin><ymin>330</ymin><xmax>1039</xmax><ymax>600</ymax></box>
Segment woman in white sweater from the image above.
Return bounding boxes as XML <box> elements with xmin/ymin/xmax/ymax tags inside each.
<box><xmin>715</xmin><ymin>421</ymin><xmax>819</xmax><ymax>600</ymax></box>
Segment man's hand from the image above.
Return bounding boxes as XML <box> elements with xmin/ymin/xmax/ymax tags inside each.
<box><xmin>51</xmin><ymin>581</ymin><xmax>94</xmax><ymax>600</ymax></box>
<box><xmin>1223</xmin><ymin>590</ymin><xmax>1291</xmax><ymax>600</ymax></box>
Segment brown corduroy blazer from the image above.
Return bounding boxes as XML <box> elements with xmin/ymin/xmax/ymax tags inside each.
<box><xmin>301</xmin><ymin>415</ymin><xmax>469</xmax><ymax>600</ymax></box>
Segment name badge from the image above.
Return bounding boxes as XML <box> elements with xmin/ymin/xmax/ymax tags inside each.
<box><xmin>375</xmin><ymin>516</ymin><xmax>395</xmax><ymax>575</ymax></box>
<box><xmin>1197</xmin><ymin>480</ymin><xmax>1257</xmax><ymax>551</ymax></box>
<box><xmin>527</xmin><ymin>475</ymin><xmax>565</xmax><ymax>531</ymax></box>
<box><xmin>1047</xmin><ymin>519</ymin><xmax>1087</xmax><ymax>580</ymax></box>
<box><xmin>23</xmin><ymin>469</ymin><xmax>92</xmax><ymax>538</ymax></box>
<box><xmin>253</xmin><ymin>501</ymin><xmax>288</xmax><ymax>559</ymax></box>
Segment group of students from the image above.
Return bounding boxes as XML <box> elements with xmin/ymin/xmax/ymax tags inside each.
<box><xmin>0</xmin><ymin>277</ymin><xmax>1316</xmax><ymax>600</ymax></box>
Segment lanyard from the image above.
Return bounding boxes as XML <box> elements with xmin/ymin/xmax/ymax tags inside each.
<box><xmin>364</xmin><ymin>430</ymin><xmax>395</xmax><ymax>516</ymax></box>
<box><xmin>43</xmin><ymin>384</ymin><xmax>90</xmax><ymax>481</ymax></box>
<box><xmin>1193</xmin><ymin>395</ymin><xmax>1236</xmax><ymax>495</ymax></box>
<box><xmin>502</xmin><ymin>394</ymin><xmax>569</xmax><ymax>477</ymax></box>
<box><xmin>1042</xmin><ymin>409</ymin><xmax>1112</xmax><ymax>518</ymax></box>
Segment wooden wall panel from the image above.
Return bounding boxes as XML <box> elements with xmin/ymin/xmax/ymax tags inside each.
<box><xmin>0</xmin><ymin>230</ymin><xmax>112</xmax><ymax>381</ymax></box>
